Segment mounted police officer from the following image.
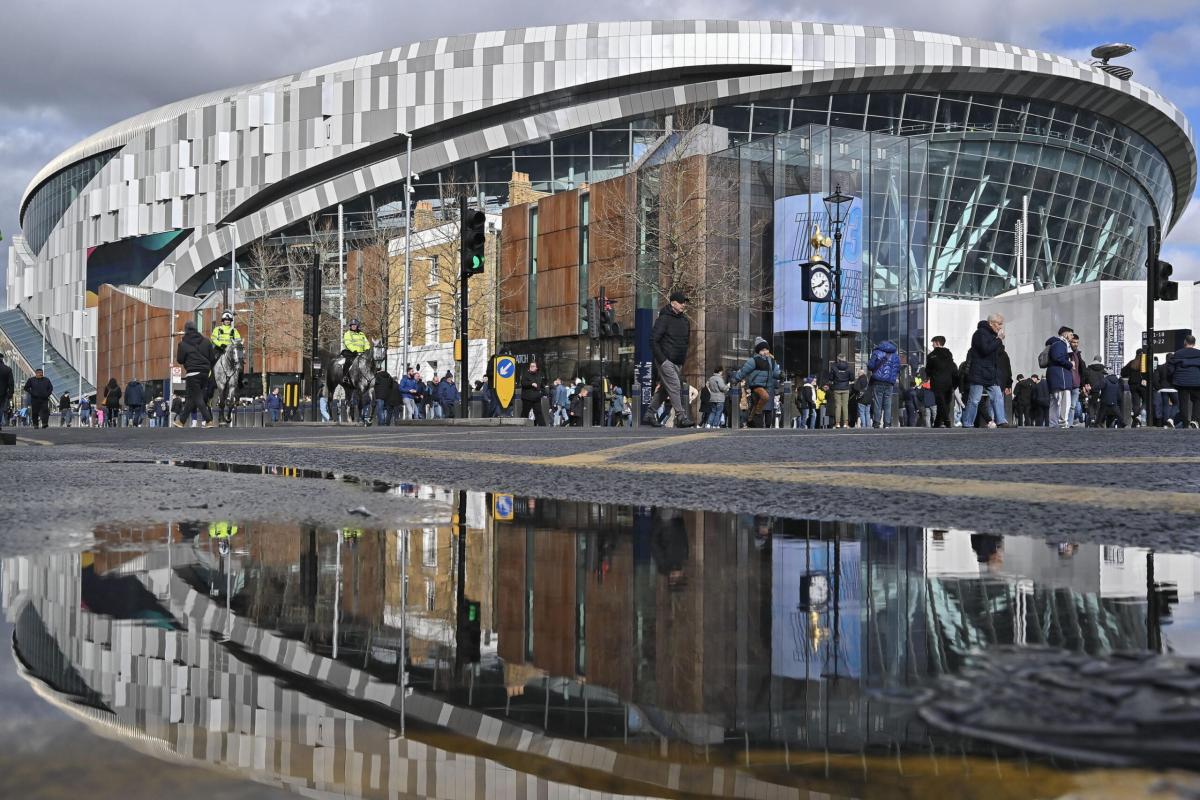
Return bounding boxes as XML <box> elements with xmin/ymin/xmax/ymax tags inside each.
<box><xmin>211</xmin><ymin>310</ymin><xmax>242</xmax><ymax>357</ymax></box>
<box><xmin>341</xmin><ymin>318</ymin><xmax>371</xmax><ymax>372</ymax></box>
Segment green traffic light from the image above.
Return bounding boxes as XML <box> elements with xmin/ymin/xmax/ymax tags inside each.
<box><xmin>473</xmin><ymin>255</ymin><xmax>483</xmax><ymax>271</ymax></box>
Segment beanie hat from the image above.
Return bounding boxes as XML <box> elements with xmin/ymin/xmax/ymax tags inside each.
<box><xmin>753</xmin><ymin>337</ymin><xmax>769</xmax><ymax>353</ymax></box>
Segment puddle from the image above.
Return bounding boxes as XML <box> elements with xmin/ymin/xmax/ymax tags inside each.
<box><xmin>4</xmin><ymin>479</ymin><xmax>1200</xmax><ymax>799</ymax></box>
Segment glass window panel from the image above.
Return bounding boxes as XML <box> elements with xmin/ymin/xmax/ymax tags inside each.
<box><xmin>514</xmin><ymin>141</ymin><xmax>550</xmax><ymax>158</ymax></box>
<box><xmin>828</xmin><ymin>112</ymin><xmax>864</xmax><ymax>130</ymax></box>
<box><xmin>935</xmin><ymin>96</ymin><xmax>969</xmax><ymax>131</ymax></box>
<box><xmin>793</xmin><ymin>95</ymin><xmax>831</xmax><ymax>111</ymax></box>
<box><xmin>997</xmin><ymin>97</ymin><xmax>1026</xmax><ymax>133</ymax></box>
<box><xmin>867</xmin><ymin>92</ymin><xmax>903</xmax><ymax>120</ymax></box>
<box><xmin>591</xmin><ymin>128</ymin><xmax>629</xmax><ymax>156</ymax></box>
<box><xmin>751</xmin><ymin>104</ymin><xmax>789</xmax><ymax>135</ymax></box>
<box><xmin>902</xmin><ymin>94</ymin><xmax>937</xmax><ymax>123</ymax></box>
<box><xmin>712</xmin><ymin>105</ymin><xmax>752</xmax><ymax>133</ymax></box>
<box><xmin>792</xmin><ymin>109</ymin><xmax>830</xmax><ymax>127</ymax></box>
<box><xmin>831</xmin><ymin>94</ymin><xmax>867</xmax><ymax>113</ymax></box>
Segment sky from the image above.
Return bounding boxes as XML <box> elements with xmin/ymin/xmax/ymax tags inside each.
<box><xmin>1</xmin><ymin>0</ymin><xmax>1197</xmax><ymax>305</ymax></box>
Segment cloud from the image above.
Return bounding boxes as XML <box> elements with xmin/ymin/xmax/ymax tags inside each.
<box><xmin>1</xmin><ymin>0</ymin><xmax>1198</xmax><ymax>306</ymax></box>
<box><xmin>1161</xmin><ymin>245</ymin><xmax>1200</xmax><ymax>281</ymax></box>
<box><xmin>1166</xmin><ymin>199</ymin><xmax>1200</xmax><ymax>248</ymax></box>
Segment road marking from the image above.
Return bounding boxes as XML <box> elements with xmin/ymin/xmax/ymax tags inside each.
<box><xmin>156</xmin><ymin>435</ymin><xmax>1200</xmax><ymax>515</ymax></box>
<box><xmin>15</xmin><ymin>435</ymin><xmax>52</xmax><ymax>446</ymax></box>
<box><xmin>731</xmin><ymin>455</ymin><xmax>1200</xmax><ymax>469</ymax></box>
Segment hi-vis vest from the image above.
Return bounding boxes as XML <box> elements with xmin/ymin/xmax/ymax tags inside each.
<box><xmin>343</xmin><ymin>330</ymin><xmax>371</xmax><ymax>353</ymax></box>
<box><xmin>212</xmin><ymin>324</ymin><xmax>242</xmax><ymax>348</ymax></box>
<box><xmin>208</xmin><ymin>521</ymin><xmax>239</xmax><ymax>539</ymax></box>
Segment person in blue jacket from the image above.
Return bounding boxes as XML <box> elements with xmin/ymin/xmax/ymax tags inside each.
<box><xmin>867</xmin><ymin>340</ymin><xmax>900</xmax><ymax>428</ymax></box>
<box><xmin>732</xmin><ymin>338</ymin><xmax>781</xmax><ymax>428</ymax></box>
<box><xmin>1044</xmin><ymin>325</ymin><xmax>1074</xmax><ymax>429</ymax></box>
<box><xmin>266</xmin><ymin>387</ymin><xmax>284</xmax><ymax>423</ymax></box>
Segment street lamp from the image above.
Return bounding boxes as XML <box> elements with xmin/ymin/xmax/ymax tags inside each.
<box><xmin>396</xmin><ymin>128</ymin><xmax>416</xmax><ymax>373</ymax></box>
<box><xmin>823</xmin><ymin>185</ymin><xmax>854</xmax><ymax>359</ymax></box>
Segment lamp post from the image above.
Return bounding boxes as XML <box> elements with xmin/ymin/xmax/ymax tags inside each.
<box><xmin>396</xmin><ymin>129</ymin><xmax>414</xmax><ymax>372</ymax></box>
<box><xmin>822</xmin><ymin>185</ymin><xmax>854</xmax><ymax>359</ymax></box>
<box><xmin>166</xmin><ymin>263</ymin><xmax>176</xmax><ymax>401</ymax></box>
<box><xmin>219</xmin><ymin>222</ymin><xmax>238</xmax><ymax>310</ymax></box>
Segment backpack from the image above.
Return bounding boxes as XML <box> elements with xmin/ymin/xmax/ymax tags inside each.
<box><xmin>1037</xmin><ymin>344</ymin><xmax>1052</xmax><ymax>369</ymax></box>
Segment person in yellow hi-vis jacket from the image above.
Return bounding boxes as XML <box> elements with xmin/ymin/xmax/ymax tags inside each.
<box><xmin>341</xmin><ymin>318</ymin><xmax>372</xmax><ymax>373</ymax></box>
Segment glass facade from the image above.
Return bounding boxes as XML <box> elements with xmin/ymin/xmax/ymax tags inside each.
<box><xmin>327</xmin><ymin>91</ymin><xmax>1169</xmax><ymax>306</ymax></box>
<box><xmin>21</xmin><ymin>149</ymin><xmax>119</xmax><ymax>255</ymax></box>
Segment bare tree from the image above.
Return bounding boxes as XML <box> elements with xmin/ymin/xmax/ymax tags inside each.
<box><xmin>590</xmin><ymin>106</ymin><xmax>770</xmax><ymax>320</ymax></box>
<box><xmin>237</xmin><ymin>238</ymin><xmax>307</xmax><ymax>396</ymax></box>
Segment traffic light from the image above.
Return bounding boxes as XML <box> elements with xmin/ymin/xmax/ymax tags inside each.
<box><xmin>457</xmin><ymin>598</ymin><xmax>482</xmax><ymax>663</ymax></box>
<box><xmin>600</xmin><ymin>297</ymin><xmax>621</xmax><ymax>338</ymax></box>
<box><xmin>1152</xmin><ymin>259</ymin><xmax>1178</xmax><ymax>302</ymax></box>
<box><xmin>461</xmin><ymin>206</ymin><xmax>487</xmax><ymax>275</ymax></box>
<box><xmin>585</xmin><ymin>298</ymin><xmax>599</xmax><ymax>339</ymax></box>
<box><xmin>303</xmin><ymin>253</ymin><xmax>322</xmax><ymax>316</ymax></box>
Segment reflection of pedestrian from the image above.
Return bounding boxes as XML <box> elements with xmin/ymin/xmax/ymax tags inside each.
<box><xmin>652</xmin><ymin>511</ymin><xmax>689</xmax><ymax>590</ymax></box>
<box><xmin>970</xmin><ymin>534</ymin><xmax>1004</xmax><ymax>570</ymax></box>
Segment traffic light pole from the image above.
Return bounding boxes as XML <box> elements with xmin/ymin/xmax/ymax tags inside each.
<box><xmin>459</xmin><ymin>197</ymin><xmax>470</xmax><ymax>416</ymax></box>
<box><xmin>1146</xmin><ymin>225</ymin><xmax>1157</xmax><ymax>428</ymax></box>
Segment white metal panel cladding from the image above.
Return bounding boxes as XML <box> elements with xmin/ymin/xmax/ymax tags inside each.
<box><xmin>9</xmin><ymin>19</ymin><xmax>1197</xmax><ymax>386</ymax></box>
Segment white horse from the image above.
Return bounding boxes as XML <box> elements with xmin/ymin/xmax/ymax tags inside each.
<box><xmin>327</xmin><ymin>347</ymin><xmax>377</xmax><ymax>425</ymax></box>
<box><xmin>212</xmin><ymin>339</ymin><xmax>244</xmax><ymax>425</ymax></box>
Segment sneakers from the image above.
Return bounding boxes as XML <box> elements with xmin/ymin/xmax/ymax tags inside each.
<box><xmin>676</xmin><ymin>419</ymin><xmax>696</xmax><ymax>429</ymax></box>
<box><xmin>1190</xmin><ymin>421</ymin><xmax>1199</xmax><ymax>430</ymax></box>
<box><xmin>1165</xmin><ymin>420</ymin><xmax>1175</xmax><ymax>429</ymax></box>
<box><xmin>987</xmin><ymin>421</ymin><xmax>996</xmax><ymax>429</ymax></box>
<box><xmin>171</xmin><ymin>420</ymin><xmax>185</xmax><ymax>428</ymax></box>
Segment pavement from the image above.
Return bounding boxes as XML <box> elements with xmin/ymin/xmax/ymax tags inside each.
<box><xmin>5</xmin><ymin>423</ymin><xmax>1200</xmax><ymax>557</ymax></box>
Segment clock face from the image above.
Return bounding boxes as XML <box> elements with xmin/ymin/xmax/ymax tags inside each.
<box><xmin>809</xmin><ymin>267</ymin><xmax>832</xmax><ymax>301</ymax></box>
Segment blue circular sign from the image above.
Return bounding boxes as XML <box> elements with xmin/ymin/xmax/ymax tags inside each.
<box><xmin>497</xmin><ymin>359</ymin><xmax>515</xmax><ymax>378</ymax></box>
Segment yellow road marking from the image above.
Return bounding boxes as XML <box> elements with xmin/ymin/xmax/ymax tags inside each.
<box><xmin>537</xmin><ymin>431</ymin><xmax>722</xmax><ymax>465</ymax></box>
<box><xmin>731</xmin><ymin>455</ymin><xmax>1200</xmax><ymax>469</ymax></box>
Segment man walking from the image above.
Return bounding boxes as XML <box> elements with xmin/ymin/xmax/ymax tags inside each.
<box><xmin>1045</xmin><ymin>326</ymin><xmax>1074</xmax><ymax>429</ymax></box>
<box><xmin>925</xmin><ymin>336</ymin><xmax>956</xmax><ymax>428</ymax></box>
<box><xmin>866</xmin><ymin>340</ymin><xmax>900</xmax><ymax>428</ymax></box>
<box><xmin>732</xmin><ymin>338</ymin><xmax>781</xmax><ymax>428</ymax></box>
<box><xmin>24</xmin><ymin>368</ymin><xmax>54</xmax><ymax>429</ymax></box>
<box><xmin>645</xmin><ymin>291</ymin><xmax>694</xmax><ymax>428</ymax></box>
<box><xmin>174</xmin><ymin>321</ymin><xmax>215</xmax><ymax>428</ymax></box>
<box><xmin>961</xmin><ymin>314</ymin><xmax>1009</xmax><ymax>428</ymax></box>
<box><xmin>1168</xmin><ymin>334</ymin><xmax>1200</xmax><ymax>428</ymax></box>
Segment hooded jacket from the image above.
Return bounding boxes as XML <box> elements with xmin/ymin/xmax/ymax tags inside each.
<box><xmin>967</xmin><ymin>321</ymin><xmax>1004</xmax><ymax>387</ymax></box>
<box><xmin>1044</xmin><ymin>336</ymin><xmax>1074</xmax><ymax>392</ymax></box>
<box><xmin>651</xmin><ymin>304</ymin><xmax>690</xmax><ymax>367</ymax></box>
<box><xmin>867</xmin><ymin>341</ymin><xmax>900</xmax><ymax>385</ymax></box>
<box><xmin>124</xmin><ymin>380</ymin><xmax>146</xmax><ymax>407</ymax></box>
<box><xmin>733</xmin><ymin>342</ymin><xmax>781</xmax><ymax>390</ymax></box>
<box><xmin>1168</xmin><ymin>346</ymin><xmax>1200</xmax><ymax>388</ymax></box>
<box><xmin>176</xmin><ymin>327</ymin><xmax>216</xmax><ymax>375</ymax></box>
<box><xmin>1099</xmin><ymin>373</ymin><xmax>1123</xmax><ymax>406</ymax></box>
<box><xmin>706</xmin><ymin>373</ymin><xmax>728</xmax><ymax>404</ymax></box>
<box><xmin>374</xmin><ymin>370</ymin><xmax>394</xmax><ymax>397</ymax></box>
<box><xmin>827</xmin><ymin>359</ymin><xmax>853</xmax><ymax>390</ymax></box>
<box><xmin>925</xmin><ymin>346</ymin><xmax>957</xmax><ymax>391</ymax></box>
<box><xmin>104</xmin><ymin>379</ymin><xmax>122</xmax><ymax>407</ymax></box>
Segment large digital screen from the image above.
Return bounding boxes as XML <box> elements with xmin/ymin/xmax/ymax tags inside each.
<box><xmin>773</xmin><ymin>193</ymin><xmax>863</xmax><ymax>333</ymax></box>
<box><xmin>86</xmin><ymin>229</ymin><xmax>191</xmax><ymax>304</ymax></box>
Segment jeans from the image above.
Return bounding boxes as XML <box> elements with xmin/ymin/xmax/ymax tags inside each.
<box><xmin>1068</xmin><ymin>388</ymin><xmax>1080</xmax><ymax>426</ymax></box>
<box><xmin>870</xmin><ymin>382</ymin><xmax>894</xmax><ymax>428</ymax></box>
<box><xmin>130</xmin><ymin>405</ymin><xmax>145</xmax><ymax>427</ymax></box>
<box><xmin>962</xmin><ymin>383</ymin><xmax>1007</xmax><ymax>427</ymax></box>
<box><xmin>319</xmin><ymin>396</ymin><xmax>331</xmax><ymax>422</ymax></box>
<box><xmin>857</xmin><ymin>403</ymin><xmax>872</xmax><ymax>428</ymax></box>
<box><xmin>402</xmin><ymin>396</ymin><xmax>418</xmax><ymax>419</ymax></box>
<box><xmin>799</xmin><ymin>407</ymin><xmax>817</xmax><ymax>429</ymax></box>
<box><xmin>375</xmin><ymin>399</ymin><xmax>388</xmax><ymax>424</ymax></box>
<box><xmin>705</xmin><ymin>401</ymin><xmax>724</xmax><ymax>428</ymax></box>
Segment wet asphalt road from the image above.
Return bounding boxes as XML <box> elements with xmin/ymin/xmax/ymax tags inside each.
<box><xmin>4</xmin><ymin>422</ymin><xmax>1200</xmax><ymax>556</ymax></box>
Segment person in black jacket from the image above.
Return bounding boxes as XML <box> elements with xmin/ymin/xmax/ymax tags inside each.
<box><xmin>58</xmin><ymin>391</ymin><xmax>73</xmax><ymax>427</ymax></box>
<box><xmin>125</xmin><ymin>378</ymin><xmax>147</xmax><ymax>427</ymax></box>
<box><xmin>825</xmin><ymin>357</ymin><xmax>853</xmax><ymax>428</ymax></box>
<box><xmin>174</xmin><ymin>321</ymin><xmax>215</xmax><ymax>428</ymax></box>
<box><xmin>962</xmin><ymin>315</ymin><xmax>1009</xmax><ymax>428</ymax></box>
<box><xmin>645</xmin><ymin>291</ymin><xmax>694</xmax><ymax>428</ymax></box>
<box><xmin>103</xmin><ymin>378</ymin><xmax>122</xmax><ymax>427</ymax></box>
<box><xmin>1013</xmin><ymin>375</ymin><xmax>1034</xmax><ymax>427</ymax></box>
<box><xmin>24</xmin><ymin>368</ymin><xmax>54</xmax><ymax>429</ymax></box>
<box><xmin>1168</xmin><ymin>334</ymin><xmax>1200</xmax><ymax>428</ymax></box>
<box><xmin>924</xmin><ymin>336</ymin><xmax>956</xmax><ymax>428</ymax></box>
<box><xmin>373</xmin><ymin>369</ymin><xmax>394</xmax><ymax>425</ymax></box>
<box><xmin>520</xmin><ymin>361</ymin><xmax>547</xmax><ymax>426</ymax></box>
<box><xmin>0</xmin><ymin>353</ymin><xmax>13</xmax><ymax>428</ymax></box>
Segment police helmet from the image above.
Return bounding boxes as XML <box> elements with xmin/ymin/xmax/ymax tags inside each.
<box><xmin>222</xmin><ymin>311</ymin><xmax>234</xmax><ymax>322</ymax></box>
<box><xmin>349</xmin><ymin>318</ymin><xmax>361</xmax><ymax>329</ymax></box>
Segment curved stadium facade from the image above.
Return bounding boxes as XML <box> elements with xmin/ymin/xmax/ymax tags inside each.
<box><xmin>5</xmin><ymin>20</ymin><xmax>1195</xmax><ymax>386</ymax></box>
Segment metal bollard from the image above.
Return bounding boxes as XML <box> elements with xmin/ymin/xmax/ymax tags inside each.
<box><xmin>630</xmin><ymin>383</ymin><xmax>641</xmax><ymax>428</ymax></box>
<box><xmin>1003</xmin><ymin>394</ymin><xmax>1014</xmax><ymax>425</ymax></box>
<box><xmin>728</xmin><ymin>386</ymin><xmax>743</xmax><ymax>430</ymax></box>
<box><xmin>469</xmin><ymin>398</ymin><xmax>484</xmax><ymax>419</ymax></box>
<box><xmin>1120</xmin><ymin>388</ymin><xmax>1132</xmax><ymax>428</ymax></box>
<box><xmin>539</xmin><ymin>395</ymin><xmax>551</xmax><ymax>426</ymax></box>
<box><xmin>579</xmin><ymin>393</ymin><xmax>593</xmax><ymax>428</ymax></box>
<box><xmin>779</xmin><ymin>381</ymin><xmax>794</xmax><ymax>429</ymax></box>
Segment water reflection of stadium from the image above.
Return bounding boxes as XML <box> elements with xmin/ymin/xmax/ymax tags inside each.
<box><xmin>5</xmin><ymin>495</ymin><xmax>1196</xmax><ymax>797</ymax></box>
